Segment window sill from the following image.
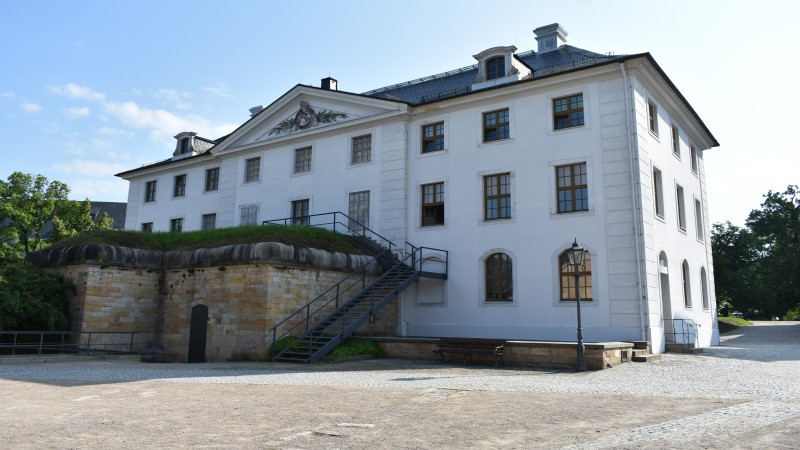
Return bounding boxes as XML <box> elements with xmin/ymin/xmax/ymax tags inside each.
<box><xmin>242</xmin><ymin>179</ymin><xmax>262</xmax><ymax>186</ymax></box>
<box><xmin>673</xmin><ymin>152</ymin><xmax>681</xmax><ymax>161</ymax></box>
<box><xmin>480</xmin><ymin>300</ymin><xmax>517</xmax><ymax>307</ymax></box>
<box><xmin>202</xmin><ymin>190</ymin><xmax>220</xmax><ymax>195</ymax></box>
<box><xmin>655</xmin><ymin>213</ymin><xmax>666</xmax><ymax>223</ymax></box>
<box><xmin>478</xmin><ymin>137</ymin><xmax>514</xmax><ymax>148</ymax></box>
<box><xmin>556</xmin><ymin>300</ymin><xmax>597</xmax><ymax>307</ymax></box>
<box><xmin>678</xmin><ymin>226</ymin><xmax>687</xmax><ymax>235</ymax></box>
<box><xmin>171</xmin><ymin>196</ymin><xmax>186</xmax><ymax>200</ymax></box>
<box><xmin>418</xmin><ymin>149</ymin><xmax>448</xmax><ymax>159</ymax></box>
<box><xmin>551</xmin><ymin>210</ymin><xmax>594</xmax><ymax>219</ymax></box>
<box><xmin>480</xmin><ymin>217</ymin><xmax>514</xmax><ymax>226</ymax></box>
<box><xmin>291</xmin><ymin>170</ymin><xmax>313</xmax><ymax>177</ymax></box>
<box><xmin>419</xmin><ymin>224</ymin><xmax>446</xmax><ymax>231</ymax></box>
<box><xmin>552</xmin><ymin>124</ymin><xmax>585</xmax><ymax>133</ymax></box>
<box><xmin>649</xmin><ymin>130</ymin><xmax>660</xmax><ymax>141</ymax></box>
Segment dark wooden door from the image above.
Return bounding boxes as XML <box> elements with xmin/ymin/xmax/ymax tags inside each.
<box><xmin>187</xmin><ymin>305</ymin><xmax>208</xmax><ymax>363</ymax></box>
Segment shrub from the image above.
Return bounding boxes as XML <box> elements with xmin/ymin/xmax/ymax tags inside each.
<box><xmin>328</xmin><ymin>338</ymin><xmax>384</xmax><ymax>360</ymax></box>
<box><xmin>0</xmin><ymin>264</ymin><xmax>71</xmax><ymax>331</ymax></box>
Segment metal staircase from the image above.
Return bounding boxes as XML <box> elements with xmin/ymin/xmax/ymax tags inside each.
<box><xmin>263</xmin><ymin>212</ymin><xmax>447</xmax><ymax>363</ymax></box>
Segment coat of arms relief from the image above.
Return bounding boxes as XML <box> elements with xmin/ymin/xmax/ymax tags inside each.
<box><xmin>268</xmin><ymin>101</ymin><xmax>348</xmax><ymax>136</ymax></box>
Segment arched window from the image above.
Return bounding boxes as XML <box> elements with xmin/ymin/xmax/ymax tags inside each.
<box><xmin>559</xmin><ymin>250</ymin><xmax>593</xmax><ymax>301</ymax></box>
<box><xmin>682</xmin><ymin>260</ymin><xmax>692</xmax><ymax>308</ymax></box>
<box><xmin>485</xmin><ymin>253</ymin><xmax>512</xmax><ymax>302</ymax></box>
<box><xmin>700</xmin><ymin>267</ymin><xmax>709</xmax><ymax>310</ymax></box>
<box><xmin>486</xmin><ymin>56</ymin><xmax>505</xmax><ymax>80</ymax></box>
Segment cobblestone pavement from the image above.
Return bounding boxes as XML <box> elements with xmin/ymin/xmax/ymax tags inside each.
<box><xmin>1</xmin><ymin>321</ymin><xmax>798</xmax><ymax>449</ymax></box>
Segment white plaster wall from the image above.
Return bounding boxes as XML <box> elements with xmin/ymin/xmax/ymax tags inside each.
<box><xmin>401</xmin><ymin>74</ymin><xmax>642</xmax><ymax>342</ymax></box>
<box><xmin>631</xmin><ymin>75</ymin><xmax>718</xmax><ymax>351</ymax></box>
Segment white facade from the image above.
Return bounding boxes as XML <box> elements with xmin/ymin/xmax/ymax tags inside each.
<box><xmin>118</xmin><ymin>25</ymin><xmax>719</xmax><ymax>351</ymax></box>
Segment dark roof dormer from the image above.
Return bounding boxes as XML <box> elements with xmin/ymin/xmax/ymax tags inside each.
<box><xmin>172</xmin><ymin>131</ymin><xmax>215</xmax><ymax>160</ymax></box>
<box><xmin>471</xmin><ymin>46</ymin><xmax>532</xmax><ymax>91</ymax></box>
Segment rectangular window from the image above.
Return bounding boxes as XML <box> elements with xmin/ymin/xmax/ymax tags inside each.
<box><xmin>648</xmin><ymin>100</ymin><xmax>659</xmax><ymax>135</ymax></box>
<box><xmin>173</xmin><ymin>174</ymin><xmax>186</xmax><ymax>197</ymax></box>
<box><xmin>294</xmin><ymin>147</ymin><xmax>312</xmax><ymax>173</ymax></box>
<box><xmin>671</xmin><ymin>125</ymin><xmax>680</xmax><ymax>157</ymax></box>
<box><xmin>556</xmin><ymin>163</ymin><xmax>589</xmax><ymax>213</ymax></box>
<box><xmin>553</xmin><ymin>94</ymin><xmax>584</xmax><ymax>130</ymax></box>
<box><xmin>245</xmin><ymin>157</ymin><xmax>260</xmax><ymax>183</ymax></box>
<box><xmin>676</xmin><ymin>184</ymin><xmax>686</xmax><ymax>231</ymax></box>
<box><xmin>483</xmin><ymin>108</ymin><xmax>510</xmax><ymax>142</ymax></box>
<box><xmin>141</xmin><ymin>222</ymin><xmax>153</xmax><ymax>233</ymax></box>
<box><xmin>421</xmin><ymin>122</ymin><xmax>445</xmax><ymax>153</ymax></box>
<box><xmin>205</xmin><ymin>167</ymin><xmax>219</xmax><ymax>192</ymax></box>
<box><xmin>239</xmin><ymin>205</ymin><xmax>258</xmax><ymax>226</ymax></box>
<box><xmin>202</xmin><ymin>213</ymin><xmax>216</xmax><ymax>231</ymax></box>
<box><xmin>484</xmin><ymin>173</ymin><xmax>511</xmax><ymax>220</ymax></box>
<box><xmin>170</xmin><ymin>218</ymin><xmax>183</xmax><ymax>233</ymax></box>
<box><xmin>348</xmin><ymin>191</ymin><xmax>370</xmax><ymax>233</ymax></box>
<box><xmin>690</xmin><ymin>146</ymin><xmax>698</xmax><ymax>174</ymax></box>
<box><xmin>653</xmin><ymin>168</ymin><xmax>664</xmax><ymax>218</ymax></box>
<box><xmin>421</xmin><ymin>182</ymin><xmax>445</xmax><ymax>227</ymax></box>
<box><xmin>695</xmin><ymin>199</ymin><xmax>704</xmax><ymax>241</ymax></box>
<box><xmin>145</xmin><ymin>180</ymin><xmax>157</xmax><ymax>203</ymax></box>
<box><xmin>351</xmin><ymin>135</ymin><xmax>371</xmax><ymax>164</ymax></box>
<box><xmin>291</xmin><ymin>199</ymin><xmax>310</xmax><ymax>225</ymax></box>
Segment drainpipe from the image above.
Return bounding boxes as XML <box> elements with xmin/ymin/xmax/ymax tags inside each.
<box><xmin>620</xmin><ymin>62</ymin><xmax>649</xmax><ymax>342</ymax></box>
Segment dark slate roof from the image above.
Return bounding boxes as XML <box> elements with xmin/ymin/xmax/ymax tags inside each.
<box><xmin>362</xmin><ymin>46</ymin><xmax>622</xmax><ymax>104</ymax></box>
<box><xmin>90</xmin><ymin>201</ymin><xmax>127</xmax><ymax>229</ymax></box>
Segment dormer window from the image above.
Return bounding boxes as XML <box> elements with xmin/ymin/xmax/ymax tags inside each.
<box><xmin>179</xmin><ymin>138</ymin><xmax>190</xmax><ymax>154</ymax></box>
<box><xmin>486</xmin><ymin>56</ymin><xmax>505</xmax><ymax>80</ymax></box>
<box><xmin>173</xmin><ymin>131</ymin><xmax>199</xmax><ymax>159</ymax></box>
<box><xmin>472</xmin><ymin>46</ymin><xmax>531</xmax><ymax>90</ymax></box>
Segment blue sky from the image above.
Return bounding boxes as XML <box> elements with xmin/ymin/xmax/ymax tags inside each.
<box><xmin>1</xmin><ymin>0</ymin><xmax>797</xmax><ymax>226</ymax></box>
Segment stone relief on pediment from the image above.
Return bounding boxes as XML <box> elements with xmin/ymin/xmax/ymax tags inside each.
<box><xmin>268</xmin><ymin>101</ymin><xmax>348</xmax><ymax>136</ymax></box>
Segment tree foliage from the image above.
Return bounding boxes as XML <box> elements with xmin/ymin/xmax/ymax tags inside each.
<box><xmin>0</xmin><ymin>172</ymin><xmax>112</xmax><ymax>264</ymax></box>
<box><xmin>0</xmin><ymin>264</ymin><xmax>71</xmax><ymax>331</ymax></box>
<box><xmin>712</xmin><ymin>185</ymin><xmax>800</xmax><ymax>317</ymax></box>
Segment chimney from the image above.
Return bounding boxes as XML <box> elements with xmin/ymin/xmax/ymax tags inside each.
<box><xmin>533</xmin><ymin>23</ymin><xmax>568</xmax><ymax>53</ymax></box>
<box><xmin>249</xmin><ymin>105</ymin><xmax>264</xmax><ymax>117</ymax></box>
<box><xmin>321</xmin><ymin>77</ymin><xmax>338</xmax><ymax>91</ymax></box>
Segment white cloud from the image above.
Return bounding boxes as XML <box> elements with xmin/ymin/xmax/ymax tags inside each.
<box><xmin>97</xmin><ymin>126</ymin><xmax>135</xmax><ymax>138</ymax></box>
<box><xmin>155</xmin><ymin>88</ymin><xmax>192</xmax><ymax>110</ymax></box>
<box><xmin>89</xmin><ymin>138</ymin><xmax>114</xmax><ymax>149</ymax></box>
<box><xmin>67</xmin><ymin>177</ymin><xmax>130</xmax><ymax>202</ymax></box>
<box><xmin>202</xmin><ymin>82</ymin><xmax>234</xmax><ymax>99</ymax></box>
<box><xmin>1</xmin><ymin>92</ymin><xmax>14</xmax><ymax>98</ymax></box>
<box><xmin>103</xmin><ymin>100</ymin><xmax>236</xmax><ymax>141</ymax></box>
<box><xmin>52</xmin><ymin>159</ymin><xmax>128</xmax><ymax>178</ymax></box>
<box><xmin>48</xmin><ymin>83</ymin><xmax>106</xmax><ymax>101</ymax></box>
<box><xmin>65</xmin><ymin>106</ymin><xmax>90</xmax><ymax>118</ymax></box>
<box><xmin>20</xmin><ymin>102</ymin><xmax>42</xmax><ymax>113</ymax></box>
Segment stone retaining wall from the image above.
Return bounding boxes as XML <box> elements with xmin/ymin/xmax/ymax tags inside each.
<box><xmin>32</xmin><ymin>242</ymin><xmax>387</xmax><ymax>362</ymax></box>
<box><xmin>367</xmin><ymin>337</ymin><xmax>634</xmax><ymax>370</ymax></box>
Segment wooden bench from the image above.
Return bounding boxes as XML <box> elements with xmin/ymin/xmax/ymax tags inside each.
<box><xmin>432</xmin><ymin>337</ymin><xmax>506</xmax><ymax>367</ymax></box>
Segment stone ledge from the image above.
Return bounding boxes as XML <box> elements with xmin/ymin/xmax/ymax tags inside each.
<box><xmin>27</xmin><ymin>242</ymin><xmax>379</xmax><ymax>273</ymax></box>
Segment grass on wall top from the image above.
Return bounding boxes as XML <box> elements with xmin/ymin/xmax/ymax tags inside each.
<box><xmin>50</xmin><ymin>225</ymin><xmax>360</xmax><ymax>254</ymax></box>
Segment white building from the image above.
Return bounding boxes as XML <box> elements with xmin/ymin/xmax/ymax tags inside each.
<box><xmin>117</xmin><ymin>23</ymin><xmax>720</xmax><ymax>353</ymax></box>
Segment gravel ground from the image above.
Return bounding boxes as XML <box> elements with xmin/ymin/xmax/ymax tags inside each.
<box><xmin>1</xmin><ymin>321</ymin><xmax>798</xmax><ymax>449</ymax></box>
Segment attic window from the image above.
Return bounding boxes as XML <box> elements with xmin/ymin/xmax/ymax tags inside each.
<box><xmin>179</xmin><ymin>138</ymin><xmax>190</xmax><ymax>154</ymax></box>
<box><xmin>487</xmin><ymin>57</ymin><xmax>505</xmax><ymax>80</ymax></box>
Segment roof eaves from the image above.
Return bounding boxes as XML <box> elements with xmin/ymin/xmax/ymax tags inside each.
<box><xmin>114</xmin><ymin>152</ymin><xmax>214</xmax><ymax>178</ymax></box>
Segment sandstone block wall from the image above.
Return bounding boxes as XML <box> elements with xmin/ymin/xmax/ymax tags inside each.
<box><xmin>34</xmin><ymin>242</ymin><xmax>390</xmax><ymax>362</ymax></box>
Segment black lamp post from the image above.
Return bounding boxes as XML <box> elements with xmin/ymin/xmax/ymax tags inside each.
<box><xmin>566</xmin><ymin>238</ymin><xmax>588</xmax><ymax>372</ymax></box>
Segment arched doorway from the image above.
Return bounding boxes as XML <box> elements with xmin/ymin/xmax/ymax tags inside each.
<box><xmin>187</xmin><ymin>304</ymin><xmax>208</xmax><ymax>363</ymax></box>
<box><xmin>658</xmin><ymin>252</ymin><xmax>673</xmax><ymax>342</ymax></box>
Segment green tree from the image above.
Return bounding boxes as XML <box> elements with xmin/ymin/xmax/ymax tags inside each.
<box><xmin>713</xmin><ymin>185</ymin><xmax>800</xmax><ymax>318</ymax></box>
<box><xmin>0</xmin><ymin>172</ymin><xmax>112</xmax><ymax>263</ymax></box>
<box><xmin>746</xmin><ymin>185</ymin><xmax>800</xmax><ymax>317</ymax></box>
<box><xmin>0</xmin><ymin>264</ymin><xmax>70</xmax><ymax>331</ymax></box>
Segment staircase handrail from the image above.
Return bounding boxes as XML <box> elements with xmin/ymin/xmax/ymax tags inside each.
<box><xmin>263</xmin><ymin>211</ymin><xmax>395</xmax><ymax>254</ymax></box>
<box><xmin>665</xmin><ymin>318</ymin><xmax>700</xmax><ymax>347</ymax></box>
<box><xmin>267</xmin><ymin>246</ymin><xmax>391</xmax><ymax>352</ymax></box>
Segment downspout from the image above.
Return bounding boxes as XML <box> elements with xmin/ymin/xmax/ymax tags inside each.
<box><xmin>399</xmin><ymin>106</ymin><xmax>411</xmax><ymax>337</ymax></box>
<box><xmin>620</xmin><ymin>62</ymin><xmax>649</xmax><ymax>342</ymax></box>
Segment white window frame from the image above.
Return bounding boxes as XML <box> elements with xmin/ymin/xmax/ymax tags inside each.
<box><xmin>239</xmin><ymin>204</ymin><xmax>259</xmax><ymax>226</ymax></box>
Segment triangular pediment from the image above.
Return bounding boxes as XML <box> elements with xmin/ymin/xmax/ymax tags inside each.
<box><xmin>212</xmin><ymin>86</ymin><xmax>405</xmax><ymax>154</ymax></box>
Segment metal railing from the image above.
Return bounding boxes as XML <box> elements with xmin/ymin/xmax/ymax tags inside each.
<box><xmin>263</xmin><ymin>212</ymin><xmax>448</xmax><ymax>358</ymax></box>
<box><xmin>263</xmin><ymin>211</ymin><xmax>395</xmax><ymax>255</ymax></box>
<box><xmin>664</xmin><ymin>318</ymin><xmax>700</xmax><ymax>347</ymax></box>
<box><xmin>0</xmin><ymin>331</ymin><xmax>144</xmax><ymax>356</ymax></box>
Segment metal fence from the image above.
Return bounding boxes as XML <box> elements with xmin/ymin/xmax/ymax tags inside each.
<box><xmin>0</xmin><ymin>331</ymin><xmax>144</xmax><ymax>356</ymax></box>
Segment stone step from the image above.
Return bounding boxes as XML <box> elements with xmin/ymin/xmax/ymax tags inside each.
<box><xmin>630</xmin><ymin>340</ymin><xmax>649</xmax><ymax>350</ymax></box>
<box><xmin>632</xmin><ymin>353</ymin><xmax>662</xmax><ymax>362</ymax></box>
<box><xmin>665</xmin><ymin>343</ymin><xmax>704</xmax><ymax>354</ymax></box>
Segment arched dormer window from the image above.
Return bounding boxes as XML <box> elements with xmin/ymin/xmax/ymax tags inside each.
<box><xmin>485</xmin><ymin>253</ymin><xmax>512</xmax><ymax>302</ymax></box>
<box><xmin>486</xmin><ymin>56</ymin><xmax>505</xmax><ymax>80</ymax></box>
<box><xmin>559</xmin><ymin>250</ymin><xmax>592</xmax><ymax>301</ymax></box>
<box><xmin>179</xmin><ymin>137</ymin><xmax>190</xmax><ymax>154</ymax></box>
